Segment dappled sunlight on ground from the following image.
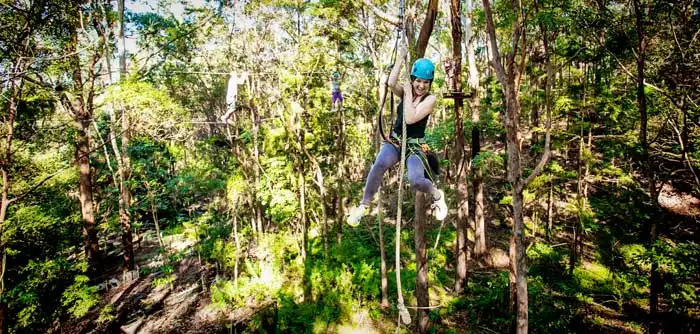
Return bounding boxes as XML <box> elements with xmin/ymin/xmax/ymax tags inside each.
<box><xmin>334</xmin><ymin>309</ymin><xmax>382</xmax><ymax>333</ymax></box>
<box><xmin>658</xmin><ymin>183</ymin><xmax>700</xmax><ymax>217</ymax></box>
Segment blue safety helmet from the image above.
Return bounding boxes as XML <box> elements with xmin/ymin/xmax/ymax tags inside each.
<box><xmin>411</xmin><ymin>58</ymin><xmax>435</xmax><ymax>81</ymax></box>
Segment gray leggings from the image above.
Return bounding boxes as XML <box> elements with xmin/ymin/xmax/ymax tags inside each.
<box><xmin>361</xmin><ymin>142</ymin><xmax>438</xmax><ymax>206</ymax></box>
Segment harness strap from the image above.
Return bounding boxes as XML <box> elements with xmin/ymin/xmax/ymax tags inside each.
<box><xmin>386</xmin><ymin>134</ymin><xmax>437</xmax><ymax>183</ymax></box>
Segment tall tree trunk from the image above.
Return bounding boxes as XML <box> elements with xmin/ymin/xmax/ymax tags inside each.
<box><xmin>336</xmin><ymin>103</ymin><xmax>346</xmax><ymax>245</ymax></box>
<box><xmin>252</xmin><ymin>106</ymin><xmax>263</xmax><ymax>237</ymax></box>
<box><xmin>573</xmin><ymin>64</ymin><xmax>587</xmax><ymax>272</ymax></box>
<box><xmin>547</xmin><ymin>176</ymin><xmax>553</xmax><ymax>240</ymax></box>
<box><xmin>450</xmin><ymin>0</ymin><xmax>469</xmax><ymax>294</ymax></box>
<box><xmin>78</xmin><ymin>117</ymin><xmax>102</xmax><ymax>269</ymax></box>
<box><xmin>0</xmin><ymin>64</ymin><xmax>22</xmax><ymax>334</ymax></box>
<box><xmin>64</xmin><ymin>22</ymin><xmax>102</xmax><ymax>276</ymax></box>
<box><xmin>300</xmin><ymin>161</ymin><xmax>311</xmax><ymax>301</ymax></box>
<box><xmin>116</xmin><ymin>0</ymin><xmax>135</xmax><ymax>272</ymax></box>
<box><xmin>536</xmin><ymin>0</ymin><xmax>555</xmax><ymax>244</ymax></box>
<box><xmin>299</xmin><ymin>101</ymin><xmax>312</xmax><ymax>301</ymax></box>
<box><xmin>633</xmin><ymin>1</ymin><xmax>660</xmax><ymax>332</ymax></box>
<box><xmin>467</xmin><ymin>0</ymin><xmax>486</xmax><ymax>257</ymax></box>
<box><xmin>503</xmin><ymin>80</ymin><xmax>527</xmax><ymax>332</ymax></box>
<box><xmin>483</xmin><ymin>0</ymin><xmax>544</xmax><ymax>332</ymax></box>
<box><xmin>119</xmin><ymin>113</ymin><xmax>135</xmax><ymax>271</ymax></box>
<box><xmin>414</xmin><ymin>193</ymin><xmax>430</xmax><ymax>333</ymax></box>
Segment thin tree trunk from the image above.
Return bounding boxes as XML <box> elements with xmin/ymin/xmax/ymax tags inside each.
<box><xmin>301</xmin><ymin>140</ymin><xmax>328</xmax><ymax>257</ymax></box>
<box><xmin>569</xmin><ymin>221</ymin><xmax>577</xmax><ymax>275</ymax></box>
<box><xmin>375</xmin><ymin>82</ymin><xmax>390</xmax><ymax>309</ymax></box>
<box><xmin>0</xmin><ymin>65</ymin><xmax>22</xmax><ymax>334</ymax></box>
<box><xmin>250</xmin><ymin>198</ymin><xmax>257</xmax><ymax>235</ymax></box>
<box><xmin>377</xmin><ymin>186</ymin><xmax>390</xmax><ymax>308</ymax></box>
<box><xmin>319</xmin><ymin>173</ymin><xmax>328</xmax><ymax>257</ymax></box>
<box><xmin>584</xmin><ymin>121</ymin><xmax>593</xmax><ymax>198</ymax></box>
<box><xmin>536</xmin><ymin>0</ymin><xmax>555</xmax><ymax>246</ymax></box>
<box><xmin>336</xmin><ymin>104</ymin><xmax>346</xmax><ymax>245</ymax></box>
<box><xmin>483</xmin><ymin>0</ymin><xmax>533</xmax><ymax>331</ymax></box>
<box><xmin>300</xmin><ymin>163</ymin><xmax>311</xmax><ymax>300</ymax></box>
<box><xmin>144</xmin><ymin>181</ymin><xmax>164</xmax><ymax>248</ymax></box>
<box><xmin>92</xmin><ymin>120</ymin><xmax>119</xmax><ymax>190</ymax></box>
<box><xmin>467</xmin><ymin>0</ymin><xmax>486</xmax><ymax>258</ymax></box>
<box><xmin>671</xmin><ymin>98</ymin><xmax>700</xmax><ymax>187</ymax></box>
<box><xmin>415</xmin><ymin>193</ymin><xmax>430</xmax><ymax>333</ymax></box>
<box><xmin>633</xmin><ymin>1</ymin><xmax>660</xmax><ymax>332</ymax></box>
<box><xmin>299</xmin><ymin>102</ymin><xmax>312</xmax><ymax>301</ymax></box>
<box><xmin>531</xmin><ymin>78</ymin><xmax>540</xmax><ymax>144</ymax></box>
<box><xmin>233</xmin><ymin>213</ymin><xmax>239</xmax><ymax>285</ymax></box>
<box><xmin>415</xmin><ymin>0</ymin><xmax>439</xmax><ymax>58</ymax></box>
<box><xmin>119</xmin><ymin>109</ymin><xmax>135</xmax><ymax>271</ymax></box>
<box><xmin>116</xmin><ymin>0</ymin><xmax>135</xmax><ymax>272</ymax></box>
<box><xmin>450</xmin><ymin>0</ymin><xmax>468</xmax><ymax>294</ymax></box>
<box><xmin>574</xmin><ymin>64</ymin><xmax>587</xmax><ymax>271</ymax></box>
<box><xmin>253</xmin><ymin>107</ymin><xmax>263</xmax><ymax>237</ymax></box>
<box><xmin>547</xmin><ymin>176</ymin><xmax>553</xmax><ymax>240</ymax></box>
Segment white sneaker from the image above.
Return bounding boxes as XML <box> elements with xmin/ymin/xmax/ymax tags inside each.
<box><xmin>431</xmin><ymin>190</ymin><xmax>448</xmax><ymax>221</ymax></box>
<box><xmin>347</xmin><ymin>204</ymin><xmax>368</xmax><ymax>227</ymax></box>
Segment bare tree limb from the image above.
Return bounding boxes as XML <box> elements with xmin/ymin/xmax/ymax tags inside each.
<box><xmin>8</xmin><ymin>168</ymin><xmax>70</xmax><ymax>205</ymax></box>
<box><xmin>482</xmin><ymin>0</ymin><xmax>507</xmax><ymax>86</ymax></box>
<box><xmin>360</xmin><ymin>0</ymin><xmax>400</xmax><ymax>26</ymax></box>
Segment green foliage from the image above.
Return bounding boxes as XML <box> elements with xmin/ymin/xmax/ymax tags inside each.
<box><xmin>96</xmin><ymin>304</ymin><xmax>116</xmax><ymax>323</ymax></box>
<box><xmin>453</xmin><ymin>272</ymin><xmax>511</xmax><ymax>331</ymax></box>
<box><xmin>528</xmin><ymin>276</ymin><xmax>580</xmax><ymax>333</ymax></box>
<box><xmin>102</xmin><ymin>81</ymin><xmax>190</xmax><ymax>140</ymax></box>
<box><xmin>3</xmin><ymin>0</ymin><xmax>700</xmax><ymax>331</ymax></box>
<box><xmin>61</xmin><ymin>275</ymin><xmax>101</xmax><ymax>318</ymax></box>
<box><xmin>635</xmin><ymin>239</ymin><xmax>700</xmax><ymax>316</ymax></box>
<box><xmin>473</xmin><ymin>151</ymin><xmax>505</xmax><ymax>177</ymax></box>
<box><xmin>8</xmin><ymin>258</ymin><xmax>86</xmax><ymax>331</ymax></box>
<box><xmin>528</xmin><ymin>242</ymin><xmax>567</xmax><ymax>283</ymax></box>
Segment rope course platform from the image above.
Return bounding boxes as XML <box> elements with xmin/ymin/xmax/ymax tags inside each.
<box><xmin>442</xmin><ymin>90</ymin><xmax>472</xmax><ymax>99</ymax></box>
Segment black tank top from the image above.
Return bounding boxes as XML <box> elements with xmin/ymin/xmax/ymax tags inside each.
<box><xmin>392</xmin><ymin>94</ymin><xmax>431</xmax><ymax>139</ymax></box>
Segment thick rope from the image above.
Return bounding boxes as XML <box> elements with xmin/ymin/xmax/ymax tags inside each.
<box><xmin>393</xmin><ymin>0</ymin><xmax>411</xmax><ymax>329</ymax></box>
<box><xmin>395</xmin><ymin>29</ymin><xmax>412</xmax><ymax>332</ymax></box>
<box><xmin>378</xmin><ymin>25</ymin><xmax>402</xmax><ymax>146</ymax></box>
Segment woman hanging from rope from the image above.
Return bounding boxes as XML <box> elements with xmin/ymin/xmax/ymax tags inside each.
<box><xmin>347</xmin><ymin>46</ymin><xmax>448</xmax><ymax>226</ymax></box>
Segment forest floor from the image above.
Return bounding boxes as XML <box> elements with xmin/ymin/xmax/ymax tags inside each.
<box><xmin>65</xmin><ymin>234</ymin><xmax>231</xmax><ymax>333</ymax></box>
<box><xmin>64</xmin><ymin>230</ymin><xmax>399</xmax><ymax>333</ymax></box>
<box><xmin>63</xmin><ymin>182</ymin><xmax>700</xmax><ymax>333</ymax></box>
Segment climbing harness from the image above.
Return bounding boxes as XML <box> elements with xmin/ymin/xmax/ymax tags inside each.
<box><xmin>388</xmin><ymin>132</ymin><xmax>439</xmax><ymax>183</ymax></box>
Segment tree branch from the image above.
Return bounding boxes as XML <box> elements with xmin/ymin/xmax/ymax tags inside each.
<box><xmin>135</xmin><ymin>14</ymin><xmax>215</xmax><ymax>77</ymax></box>
<box><xmin>360</xmin><ymin>0</ymin><xmax>400</xmax><ymax>26</ymax></box>
<box><xmin>482</xmin><ymin>0</ymin><xmax>507</xmax><ymax>87</ymax></box>
<box><xmin>8</xmin><ymin>168</ymin><xmax>70</xmax><ymax>205</ymax></box>
<box><xmin>415</xmin><ymin>0</ymin><xmax>439</xmax><ymax>58</ymax></box>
